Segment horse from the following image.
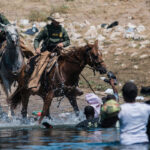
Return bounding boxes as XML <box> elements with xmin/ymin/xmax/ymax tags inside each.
<box><xmin>0</xmin><ymin>23</ymin><xmax>24</xmax><ymax>115</ymax></box>
<box><xmin>9</xmin><ymin>40</ymin><xmax>107</xmax><ymax>123</ymax></box>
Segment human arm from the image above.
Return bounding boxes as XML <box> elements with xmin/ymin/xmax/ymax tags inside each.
<box><xmin>34</xmin><ymin>27</ymin><xmax>47</xmax><ymax>53</ymax></box>
<box><xmin>0</xmin><ymin>14</ymin><xmax>10</xmax><ymax>25</ymax></box>
<box><xmin>110</xmin><ymin>79</ymin><xmax>119</xmax><ymax>100</ymax></box>
<box><xmin>110</xmin><ymin>79</ymin><xmax>116</xmax><ymax>92</ymax></box>
<box><xmin>61</xmin><ymin>28</ymin><xmax>70</xmax><ymax>47</ymax></box>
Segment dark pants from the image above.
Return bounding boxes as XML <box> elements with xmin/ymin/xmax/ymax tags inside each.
<box><xmin>0</xmin><ymin>34</ymin><xmax>6</xmax><ymax>57</ymax></box>
<box><xmin>0</xmin><ymin>32</ymin><xmax>6</xmax><ymax>49</ymax></box>
<box><xmin>41</xmin><ymin>46</ymin><xmax>57</xmax><ymax>53</ymax></box>
<box><xmin>41</xmin><ymin>46</ymin><xmax>61</xmax><ymax>55</ymax></box>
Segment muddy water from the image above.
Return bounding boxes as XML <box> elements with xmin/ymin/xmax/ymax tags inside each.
<box><xmin>0</xmin><ymin>125</ymin><xmax>150</xmax><ymax>150</ymax></box>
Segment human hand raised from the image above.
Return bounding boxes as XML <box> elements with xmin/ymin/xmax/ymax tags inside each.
<box><xmin>35</xmin><ymin>48</ymin><xmax>41</xmax><ymax>55</ymax></box>
<box><xmin>110</xmin><ymin>78</ymin><xmax>115</xmax><ymax>87</ymax></box>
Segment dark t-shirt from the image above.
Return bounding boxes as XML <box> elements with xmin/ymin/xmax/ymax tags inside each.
<box><xmin>76</xmin><ymin>118</ymin><xmax>100</xmax><ymax>129</ymax></box>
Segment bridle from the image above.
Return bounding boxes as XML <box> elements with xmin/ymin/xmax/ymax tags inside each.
<box><xmin>85</xmin><ymin>47</ymin><xmax>104</xmax><ymax>71</ymax></box>
<box><xmin>6</xmin><ymin>32</ymin><xmax>19</xmax><ymax>41</ymax></box>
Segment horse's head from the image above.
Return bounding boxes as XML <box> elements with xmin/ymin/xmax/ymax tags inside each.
<box><xmin>86</xmin><ymin>40</ymin><xmax>107</xmax><ymax>74</ymax></box>
<box><xmin>1</xmin><ymin>23</ymin><xmax>19</xmax><ymax>46</ymax></box>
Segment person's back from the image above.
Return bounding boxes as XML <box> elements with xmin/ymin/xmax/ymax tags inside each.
<box><xmin>100</xmin><ymin>96</ymin><xmax>120</xmax><ymax>128</ymax></box>
<box><xmin>76</xmin><ymin>118</ymin><xmax>100</xmax><ymax>129</ymax></box>
<box><xmin>118</xmin><ymin>82</ymin><xmax>150</xmax><ymax>145</ymax></box>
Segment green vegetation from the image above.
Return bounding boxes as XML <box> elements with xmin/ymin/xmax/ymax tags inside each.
<box><xmin>50</xmin><ymin>4</ymin><xmax>70</xmax><ymax>14</ymax></box>
<box><xmin>28</xmin><ymin>10</ymin><xmax>48</xmax><ymax>22</ymax></box>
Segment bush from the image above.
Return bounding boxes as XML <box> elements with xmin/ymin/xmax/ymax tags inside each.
<box><xmin>28</xmin><ymin>10</ymin><xmax>48</xmax><ymax>22</ymax></box>
<box><xmin>50</xmin><ymin>4</ymin><xmax>70</xmax><ymax>14</ymax></box>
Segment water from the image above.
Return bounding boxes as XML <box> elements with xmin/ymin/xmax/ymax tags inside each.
<box><xmin>0</xmin><ymin>125</ymin><xmax>150</xmax><ymax>150</ymax></box>
<box><xmin>0</xmin><ymin>113</ymin><xmax>150</xmax><ymax>150</ymax></box>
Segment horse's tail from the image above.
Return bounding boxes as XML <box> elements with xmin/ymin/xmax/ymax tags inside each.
<box><xmin>7</xmin><ymin>87</ymin><xmax>22</xmax><ymax>109</ymax></box>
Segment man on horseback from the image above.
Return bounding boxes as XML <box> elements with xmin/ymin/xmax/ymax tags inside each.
<box><xmin>28</xmin><ymin>13</ymin><xmax>70</xmax><ymax>92</ymax></box>
<box><xmin>34</xmin><ymin>12</ymin><xmax>70</xmax><ymax>55</ymax></box>
<box><xmin>0</xmin><ymin>13</ymin><xmax>10</xmax><ymax>48</ymax></box>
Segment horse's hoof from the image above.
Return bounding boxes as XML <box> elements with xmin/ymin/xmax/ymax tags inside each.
<box><xmin>75</xmin><ymin>111</ymin><xmax>80</xmax><ymax>117</ymax></box>
<box><xmin>7</xmin><ymin>111</ymin><xmax>15</xmax><ymax>119</ymax></box>
<box><xmin>42</xmin><ymin>122</ymin><xmax>53</xmax><ymax>129</ymax></box>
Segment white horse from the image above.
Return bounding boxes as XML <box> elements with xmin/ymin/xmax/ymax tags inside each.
<box><xmin>0</xmin><ymin>23</ymin><xmax>24</xmax><ymax>116</ymax></box>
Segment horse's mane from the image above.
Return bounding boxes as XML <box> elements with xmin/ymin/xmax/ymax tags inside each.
<box><xmin>60</xmin><ymin>44</ymin><xmax>91</xmax><ymax>58</ymax></box>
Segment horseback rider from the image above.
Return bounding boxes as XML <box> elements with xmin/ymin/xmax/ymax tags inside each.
<box><xmin>0</xmin><ymin>13</ymin><xmax>10</xmax><ymax>48</ymax></box>
<box><xmin>31</xmin><ymin>13</ymin><xmax>83</xmax><ymax>96</ymax></box>
<box><xmin>34</xmin><ymin>12</ymin><xmax>70</xmax><ymax>55</ymax></box>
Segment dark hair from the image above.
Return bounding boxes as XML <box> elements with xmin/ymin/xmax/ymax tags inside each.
<box><xmin>102</xmin><ymin>94</ymin><xmax>116</xmax><ymax>104</ymax></box>
<box><xmin>84</xmin><ymin>106</ymin><xmax>95</xmax><ymax>116</ymax></box>
<box><xmin>122</xmin><ymin>82</ymin><xmax>138</xmax><ymax>102</ymax></box>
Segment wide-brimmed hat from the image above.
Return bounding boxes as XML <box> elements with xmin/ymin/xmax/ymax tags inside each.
<box><xmin>47</xmin><ymin>13</ymin><xmax>64</xmax><ymax>23</ymax></box>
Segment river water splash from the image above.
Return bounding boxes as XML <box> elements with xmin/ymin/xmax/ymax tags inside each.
<box><xmin>0</xmin><ymin>111</ymin><xmax>150</xmax><ymax>149</ymax></box>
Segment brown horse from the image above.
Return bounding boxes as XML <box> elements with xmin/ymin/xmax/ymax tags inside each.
<box><xmin>9</xmin><ymin>40</ymin><xmax>107</xmax><ymax>123</ymax></box>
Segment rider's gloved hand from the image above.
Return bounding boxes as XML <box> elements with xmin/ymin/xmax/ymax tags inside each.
<box><xmin>57</xmin><ymin>43</ymin><xmax>63</xmax><ymax>48</ymax></box>
<box><xmin>35</xmin><ymin>48</ymin><xmax>41</xmax><ymax>55</ymax></box>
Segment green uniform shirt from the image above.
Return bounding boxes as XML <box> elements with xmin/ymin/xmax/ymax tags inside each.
<box><xmin>0</xmin><ymin>14</ymin><xmax>10</xmax><ymax>41</ymax></box>
<box><xmin>0</xmin><ymin>13</ymin><xmax>10</xmax><ymax>25</ymax></box>
<box><xmin>34</xmin><ymin>23</ymin><xmax>70</xmax><ymax>51</ymax></box>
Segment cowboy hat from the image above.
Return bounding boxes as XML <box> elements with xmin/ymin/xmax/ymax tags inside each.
<box><xmin>47</xmin><ymin>13</ymin><xmax>64</xmax><ymax>23</ymax></box>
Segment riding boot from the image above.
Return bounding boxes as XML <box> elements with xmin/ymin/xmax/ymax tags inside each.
<box><xmin>0</xmin><ymin>40</ymin><xmax>6</xmax><ymax>62</ymax></box>
<box><xmin>74</xmin><ymin>87</ymin><xmax>83</xmax><ymax>96</ymax></box>
<box><xmin>66</xmin><ymin>86</ymin><xmax>83</xmax><ymax>96</ymax></box>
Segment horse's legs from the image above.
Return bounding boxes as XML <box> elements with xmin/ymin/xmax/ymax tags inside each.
<box><xmin>41</xmin><ymin>95</ymin><xmax>52</xmax><ymax>119</ymax></box>
<box><xmin>66</xmin><ymin>95</ymin><xmax>79</xmax><ymax>116</ymax></box>
<box><xmin>0</xmin><ymin>75</ymin><xmax>11</xmax><ymax>97</ymax></box>
<box><xmin>0</xmin><ymin>75</ymin><xmax>15</xmax><ymax>117</ymax></box>
<box><xmin>8</xmin><ymin>105</ymin><xmax>15</xmax><ymax>117</ymax></box>
<box><xmin>39</xmin><ymin>91</ymin><xmax>54</xmax><ymax>124</ymax></box>
<box><xmin>21</xmin><ymin>90</ymin><xmax>30</xmax><ymax>119</ymax></box>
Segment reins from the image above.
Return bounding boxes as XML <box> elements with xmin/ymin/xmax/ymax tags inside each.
<box><xmin>80</xmin><ymin>73</ymin><xmax>96</xmax><ymax>94</ymax></box>
<box><xmin>59</xmin><ymin>47</ymin><xmax>97</xmax><ymax>94</ymax></box>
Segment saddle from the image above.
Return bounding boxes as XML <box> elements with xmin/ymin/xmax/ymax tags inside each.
<box><xmin>27</xmin><ymin>51</ymin><xmax>58</xmax><ymax>92</ymax></box>
<box><xmin>20</xmin><ymin>38</ymin><xmax>35</xmax><ymax>58</ymax></box>
<box><xmin>0</xmin><ymin>41</ymin><xmax>6</xmax><ymax>55</ymax></box>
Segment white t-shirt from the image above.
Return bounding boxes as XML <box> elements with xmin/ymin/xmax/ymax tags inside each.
<box><xmin>118</xmin><ymin>102</ymin><xmax>150</xmax><ymax>145</ymax></box>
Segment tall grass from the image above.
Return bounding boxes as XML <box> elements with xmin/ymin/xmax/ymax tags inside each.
<box><xmin>50</xmin><ymin>4</ymin><xmax>70</xmax><ymax>14</ymax></box>
<box><xmin>28</xmin><ymin>10</ymin><xmax>48</xmax><ymax>22</ymax></box>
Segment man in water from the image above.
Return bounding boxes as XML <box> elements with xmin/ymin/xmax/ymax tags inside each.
<box><xmin>100</xmin><ymin>95</ymin><xmax>120</xmax><ymax>128</ymax></box>
<box><xmin>76</xmin><ymin>97</ymin><xmax>120</xmax><ymax>129</ymax></box>
<box><xmin>118</xmin><ymin>82</ymin><xmax>150</xmax><ymax>145</ymax></box>
<box><xmin>76</xmin><ymin>106</ymin><xmax>100</xmax><ymax>129</ymax></box>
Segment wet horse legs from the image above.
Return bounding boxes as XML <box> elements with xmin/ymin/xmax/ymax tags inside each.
<box><xmin>39</xmin><ymin>91</ymin><xmax>54</xmax><ymax>124</ymax></box>
<box><xmin>41</xmin><ymin>95</ymin><xmax>52</xmax><ymax>120</ymax></box>
<box><xmin>66</xmin><ymin>95</ymin><xmax>79</xmax><ymax>116</ymax></box>
<box><xmin>21</xmin><ymin>90</ymin><xmax>30</xmax><ymax>119</ymax></box>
